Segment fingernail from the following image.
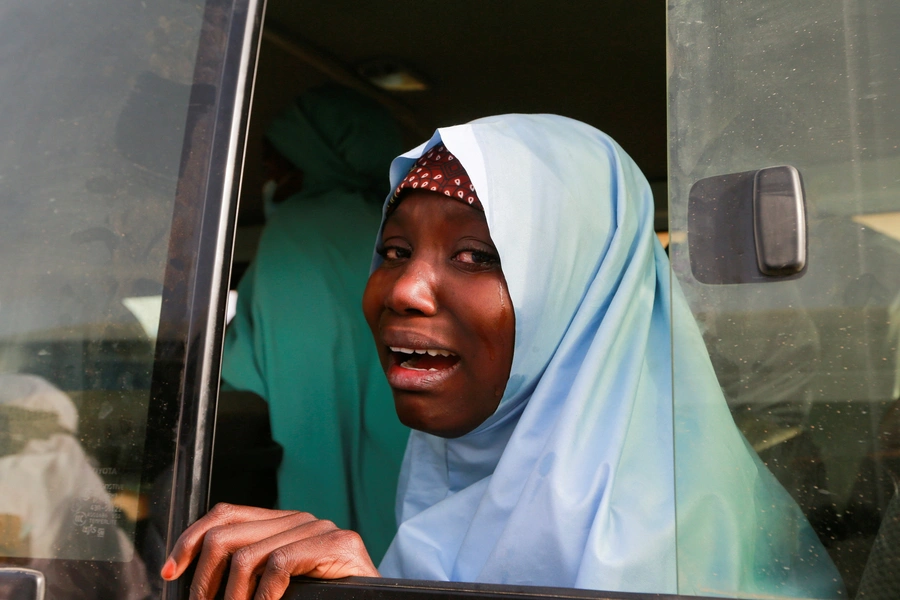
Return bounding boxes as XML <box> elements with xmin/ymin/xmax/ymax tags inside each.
<box><xmin>160</xmin><ymin>558</ymin><xmax>177</xmax><ymax>580</ymax></box>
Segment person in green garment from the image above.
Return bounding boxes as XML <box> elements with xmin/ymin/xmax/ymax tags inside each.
<box><xmin>220</xmin><ymin>84</ymin><xmax>409</xmax><ymax>563</ymax></box>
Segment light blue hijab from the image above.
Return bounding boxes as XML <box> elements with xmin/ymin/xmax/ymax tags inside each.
<box><xmin>375</xmin><ymin>115</ymin><xmax>842</xmax><ymax>598</ymax></box>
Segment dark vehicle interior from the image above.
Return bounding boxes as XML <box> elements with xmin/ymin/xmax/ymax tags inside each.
<box><xmin>232</xmin><ymin>1</ymin><xmax>668</xmax><ymax>247</ymax></box>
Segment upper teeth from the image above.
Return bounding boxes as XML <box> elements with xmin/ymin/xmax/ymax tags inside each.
<box><xmin>390</xmin><ymin>346</ymin><xmax>454</xmax><ymax>357</ymax></box>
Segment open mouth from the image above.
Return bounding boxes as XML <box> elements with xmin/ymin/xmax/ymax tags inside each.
<box><xmin>389</xmin><ymin>346</ymin><xmax>460</xmax><ymax>371</ymax></box>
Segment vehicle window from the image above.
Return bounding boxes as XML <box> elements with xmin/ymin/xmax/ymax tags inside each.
<box><xmin>0</xmin><ymin>0</ymin><xmax>259</xmax><ymax>597</ymax></box>
<box><xmin>669</xmin><ymin>1</ymin><xmax>900</xmax><ymax>597</ymax></box>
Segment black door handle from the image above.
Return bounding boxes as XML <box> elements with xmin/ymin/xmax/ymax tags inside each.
<box><xmin>688</xmin><ymin>165</ymin><xmax>808</xmax><ymax>284</ymax></box>
<box><xmin>753</xmin><ymin>165</ymin><xmax>807</xmax><ymax>277</ymax></box>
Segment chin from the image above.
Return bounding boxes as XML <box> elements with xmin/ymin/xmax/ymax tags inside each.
<box><xmin>393</xmin><ymin>395</ymin><xmax>474</xmax><ymax>439</ymax></box>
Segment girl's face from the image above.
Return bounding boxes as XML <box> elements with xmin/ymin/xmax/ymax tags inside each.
<box><xmin>363</xmin><ymin>190</ymin><xmax>515</xmax><ymax>438</ymax></box>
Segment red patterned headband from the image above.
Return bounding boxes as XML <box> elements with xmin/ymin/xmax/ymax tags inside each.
<box><xmin>386</xmin><ymin>144</ymin><xmax>483</xmax><ymax>214</ymax></box>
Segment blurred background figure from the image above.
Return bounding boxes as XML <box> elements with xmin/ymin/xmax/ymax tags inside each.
<box><xmin>221</xmin><ymin>84</ymin><xmax>409</xmax><ymax>563</ymax></box>
<box><xmin>0</xmin><ymin>373</ymin><xmax>150</xmax><ymax>599</ymax></box>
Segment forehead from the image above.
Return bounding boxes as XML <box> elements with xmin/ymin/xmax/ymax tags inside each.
<box><xmin>383</xmin><ymin>190</ymin><xmax>489</xmax><ymax>233</ymax></box>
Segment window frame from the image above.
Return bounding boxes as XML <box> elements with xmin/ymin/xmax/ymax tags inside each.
<box><xmin>150</xmin><ymin>0</ymin><xmax>266</xmax><ymax>595</ymax></box>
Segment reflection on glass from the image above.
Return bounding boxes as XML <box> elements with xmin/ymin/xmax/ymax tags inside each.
<box><xmin>0</xmin><ymin>375</ymin><xmax>151</xmax><ymax>598</ymax></box>
<box><xmin>669</xmin><ymin>0</ymin><xmax>900</xmax><ymax>597</ymax></box>
<box><xmin>0</xmin><ymin>375</ymin><xmax>133</xmax><ymax>562</ymax></box>
<box><xmin>0</xmin><ymin>0</ymin><xmax>206</xmax><ymax>597</ymax></box>
<box><xmin>122</xmin><ymin>297</ymin><xmax>164</xmax><ymax>341</ymax></box>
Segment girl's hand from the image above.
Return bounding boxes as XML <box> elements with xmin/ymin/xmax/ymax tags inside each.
<box><xmin>160</xmin><ymin>503</ymin><xmax>380</xmax><ymax>600</ymax></box>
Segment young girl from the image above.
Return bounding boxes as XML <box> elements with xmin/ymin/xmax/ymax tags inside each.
<box><xmin>163</xmin><ymin>114</ymin><xmax>842</xmax><ymax>599</ymax></box>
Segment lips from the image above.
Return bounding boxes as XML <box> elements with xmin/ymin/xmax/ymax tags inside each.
<box><xmin>389</xmin><ymin>346</ymin><xmax>459</xmax><ymax>371</ymax></box>
<box><xmin>381</xmin><ymin>337</ymin><xmax>461</xmax><ymax>391</ymax></box>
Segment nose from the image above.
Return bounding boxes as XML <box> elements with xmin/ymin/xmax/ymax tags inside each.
<box><xmin>385</xmin><ymin>259</ymin><xmax>438</xmax><ymax>316</ymax></box>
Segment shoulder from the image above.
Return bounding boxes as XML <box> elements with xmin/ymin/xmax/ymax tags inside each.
<box><xmin>249</xmin><ymin>191</ymin><xmax>383</xmax><ymax>281</ymax></box>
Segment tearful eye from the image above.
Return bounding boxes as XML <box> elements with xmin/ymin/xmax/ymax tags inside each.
<box><xmin>454</xmin><ymin>249</ymin><xmax>500</xmax><ymax>266</ymax></box>
<box><xmin>377</xmin><ymin>245</ymin><xmax>411</xmax><ymax>261</ymax></box>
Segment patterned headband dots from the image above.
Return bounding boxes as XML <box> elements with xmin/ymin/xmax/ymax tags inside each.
<box><xmin>386</xmin><ymin>144</ymin><xmax>484</xmax><ymax>214</ymax></box>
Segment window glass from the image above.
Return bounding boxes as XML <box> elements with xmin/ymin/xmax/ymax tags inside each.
<box><xmin>0</xmin><ymin>0</ymin><xmax>205</xmax><ymax>572</ymax></box>
<box><xmin>668</xmin><ymin>1</ymin><xmax>900</xmax><ymax>597</ymax></box>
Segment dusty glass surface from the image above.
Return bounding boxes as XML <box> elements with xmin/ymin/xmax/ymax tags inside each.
<box><xmin>669</xmin><ymin>1</ymin><xmax>900</xmax><ymax>597</ymax></box>
<box><xmin>0</xmin><ymin>0</ymin><xmax>203</xmax><ymax>568</ymax></box>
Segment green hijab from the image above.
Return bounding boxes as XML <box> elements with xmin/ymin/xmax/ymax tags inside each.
<box><xmin>265</xmin><ymin>84</ymin><xmax>403</xmax><ymax>199</ymax></box>
<box><xmin>221</xmin><ymin>85</ymin><xmax>407</xmax><ymax>562</ymax></box>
